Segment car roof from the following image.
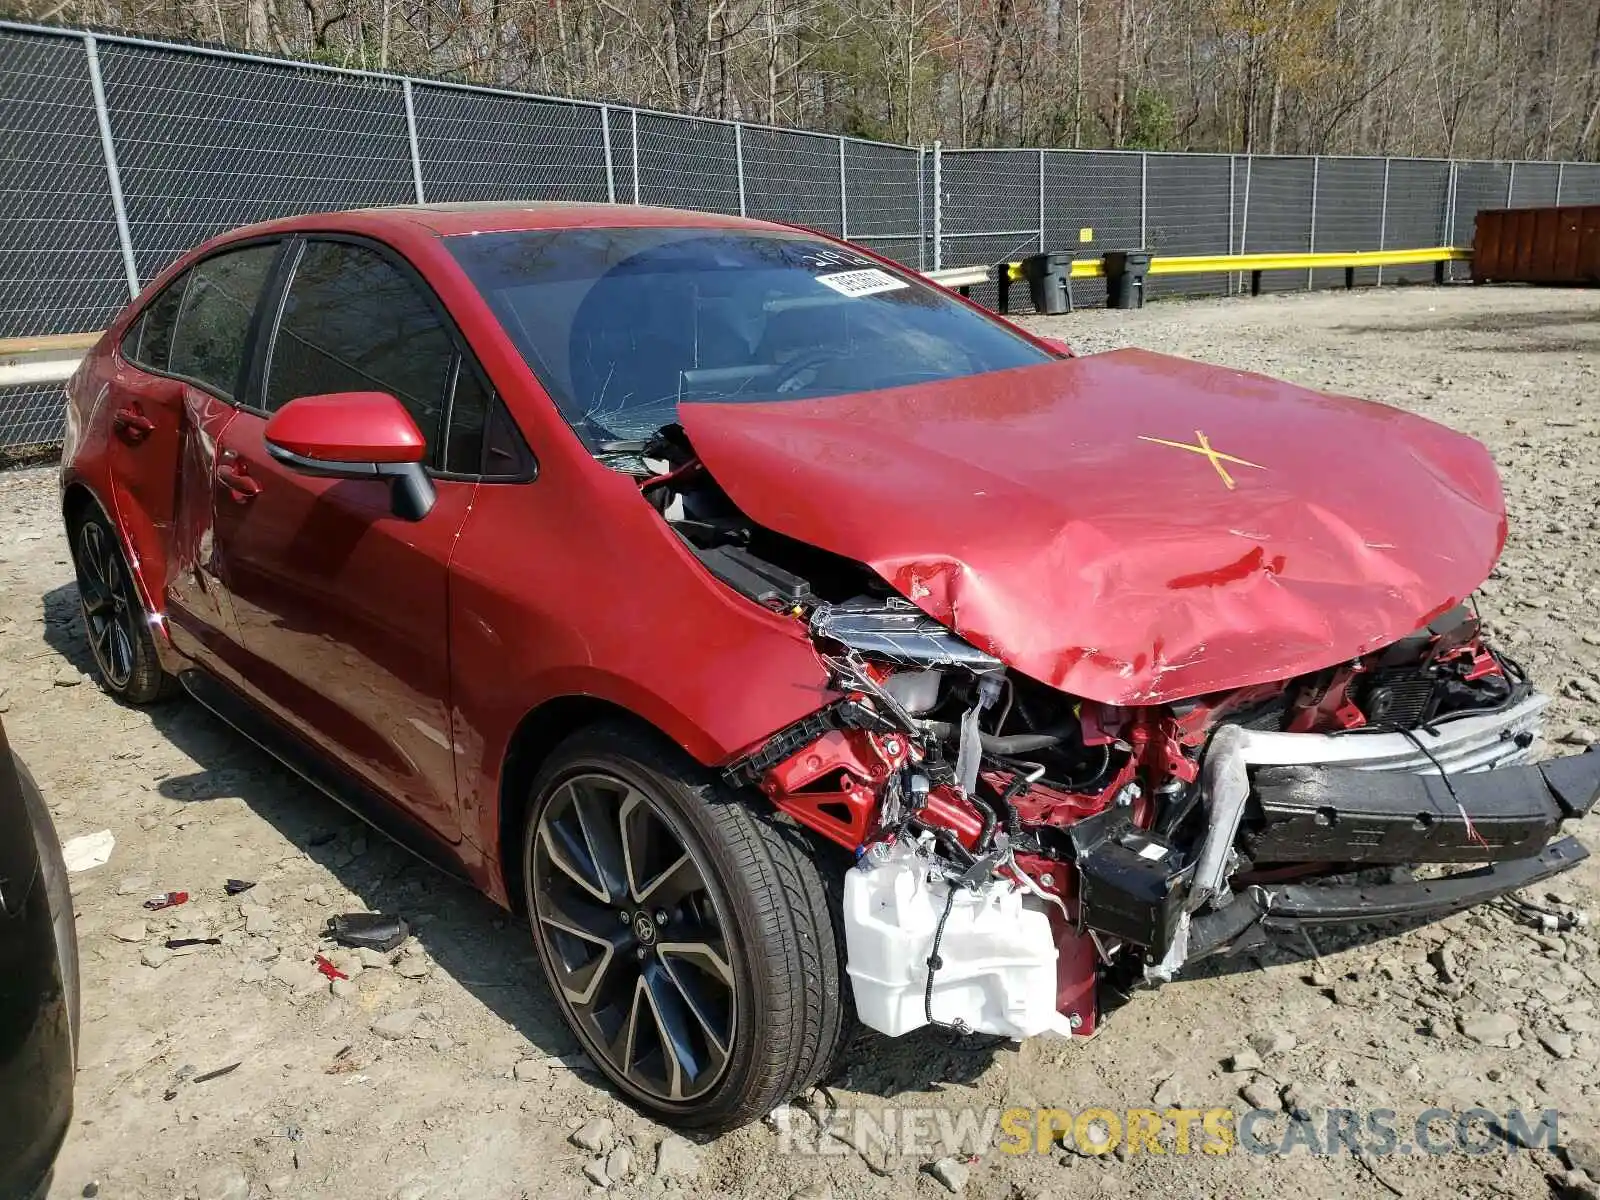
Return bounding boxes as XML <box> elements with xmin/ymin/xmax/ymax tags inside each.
<box><xmin>234</xmin><ymin>202</ymin><xmax>796</xmax><ymax>241</ymax></box>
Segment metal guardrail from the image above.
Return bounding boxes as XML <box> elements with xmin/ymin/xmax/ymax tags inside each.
<box><xmin>0</xmin><ymin>333</ymin><xmax>95</xmax><ymax>387</ymax></box>
<box><xmin>922</xmin><ymin>265</ymin><xmax>994</xmax><ymax>289</ymax></box>
<box><xmin>7</xmin><ymin>263</ymin><xmax>992</xmax><ymax>387</ymax></box>
<box><xmin>945</xmin><ymin>245</ymin><xmax>1475</xmax><ymax>310</ymax></box>
<box><xmin>986</xmin><ymin>245</ymin><xmax>1473</xmax><ymax>282</ymax></box>
<box><xmin>1</xmin><ymin>247</ymin><xmax>1478</xmax><ymax>389</ymax></box>
<box><xmin>1140</xmin><ymin>246</ymin><xmax>1472</xmax><ymax>276</ymax></box>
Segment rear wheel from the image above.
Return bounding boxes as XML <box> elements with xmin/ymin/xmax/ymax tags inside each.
<box><xmin>522</xmin><ymin>722</ymin><xmax>846</xmax><ymax>1131</ymax></box>
<box><xmin>69</xmin><ymin>509</ymin><xmax>172</xmax><ymax>704</ymax></box>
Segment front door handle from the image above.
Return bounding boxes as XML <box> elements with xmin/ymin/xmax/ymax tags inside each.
<box><xmin>216</xmin><ymin>465</ymin><xmax>261</xmax><ymax>502</ymax></box>
<box><xmin>113</xmin><ymin>408</ymin><xmax>155</xmax><ymax>442</ymax></box>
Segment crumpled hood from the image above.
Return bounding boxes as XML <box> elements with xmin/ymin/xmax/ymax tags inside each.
<box><xmin>677</xmin><ymin>349</ymin><xmax>1506</xmax><ymax>705</ymax></box>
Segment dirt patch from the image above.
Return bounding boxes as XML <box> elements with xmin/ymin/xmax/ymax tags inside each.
<box><xmin>4</xmin><ymin>282</ymin><xmax>1597</xmax><ymax>1200</ymax></box>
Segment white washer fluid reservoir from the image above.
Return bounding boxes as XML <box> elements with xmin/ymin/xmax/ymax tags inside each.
<box><xmin>842</xmin><ymin>837</ymin><xmax>1074</xmax><ymax>1039</ymax></box>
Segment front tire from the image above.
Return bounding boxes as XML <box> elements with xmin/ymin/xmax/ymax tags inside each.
<box><xmin>68</xmin><ymin>509</ymin><xmax>172</xmax><ymax>704</ymax></box>
<box><xmin>522</xmin><ymin>722</ymin><xmax>846</xmax><ymax>1131</ymax></box>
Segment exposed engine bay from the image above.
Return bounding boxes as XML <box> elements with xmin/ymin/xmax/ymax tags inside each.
<box><xmin>624</xmin><ymin>423</ymin><xmax>1600</xmax><ymax>1041</ymax></box>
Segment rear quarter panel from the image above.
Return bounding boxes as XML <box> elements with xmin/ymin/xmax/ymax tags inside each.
<box><xmin>60</xmin><ymin>289</ymin><xmax>176</xmax><ymax>639</ymax></box>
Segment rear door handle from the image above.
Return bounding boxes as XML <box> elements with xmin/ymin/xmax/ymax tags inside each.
<box><xmin>216</xmin><ymin>465</ymin><xmax>261</xmax><ymax>501</ymax></box>
<box><xmin>113</xmin><ymin>408</ymin><xmax>155</xmax><ymax>442</ymax></box>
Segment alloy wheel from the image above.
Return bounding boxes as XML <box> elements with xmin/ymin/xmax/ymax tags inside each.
<box><xmin>528</xmin><ymin>771</ymin><xmax>738</xmax><ymax>1104</ymax></box>
<box><xmin>75</xmin><ymin>520</ymin><xmax>136</xmax><ymax>690</ymax></box>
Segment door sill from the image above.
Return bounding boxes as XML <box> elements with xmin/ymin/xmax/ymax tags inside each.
<box><xmin>177</xmin><ymin>668</ymin><xmax>472</xmax><ymax>886</ymax></box>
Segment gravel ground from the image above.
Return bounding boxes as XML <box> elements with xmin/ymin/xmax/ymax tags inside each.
<box><xmin>4</xmin><ymin>283</ymin><xmax>1599</xmax><ymax>1200</ymax></box>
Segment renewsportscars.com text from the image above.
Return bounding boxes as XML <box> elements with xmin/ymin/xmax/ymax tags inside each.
<box><xmin>770</xmin><ymin>1105</ymin><xmax>1561</xmax><ymax>1158</ymax></box>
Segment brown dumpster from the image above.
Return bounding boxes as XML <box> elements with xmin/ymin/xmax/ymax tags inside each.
<box><xmin>1473</xmin><ymin>205</ymin><xmax>1600</xmax><ymax>284</ymax></box>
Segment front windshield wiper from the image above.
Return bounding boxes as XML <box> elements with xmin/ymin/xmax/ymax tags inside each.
<box><xmin>593</xmin><ymin>423</ymin><xmax>689</xmax><ymax>475</ymax></box>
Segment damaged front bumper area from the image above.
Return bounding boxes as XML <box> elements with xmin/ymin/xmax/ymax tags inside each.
<box><xmin>1187</xmin><ymin>836</ymin><xmax>1589</xmax><ymax>961</ymax></box>
<box><xmin>1246</xmin><ymin>745</ymin><xmax>1599</xmax><ymax>864</ymax></box>
<box><xmin>723</xmin><ymin>587</ymin><xmax>1594</xmax><ymax>1041</ymax></box>
<box><xmin>1117</xmin><ymin>724</ymin><xmax>1600</xmax><ymax>980</ymax></box>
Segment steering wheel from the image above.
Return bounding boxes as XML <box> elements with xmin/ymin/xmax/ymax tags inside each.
<box><xmin>772</xmin><ymin>347</ymin><xmax>851</xmax><ymax>394</ymax></box>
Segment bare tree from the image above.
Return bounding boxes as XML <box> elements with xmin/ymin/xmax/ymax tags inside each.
<box><xmin>9</xmin><ymin>0</ymin><xmax>1597</xmax><ymax>160</ymax></box>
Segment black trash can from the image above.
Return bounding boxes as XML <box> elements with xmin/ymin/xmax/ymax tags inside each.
<box><xmin>1019</xmin><ymin>250</ymin><xmax>1076</xmax><ymax>315</ymax></box>
<box><xmin>1104</xmin><ymin>249</ymin><xmax>1153</xmax><ymax>309</ymax></box>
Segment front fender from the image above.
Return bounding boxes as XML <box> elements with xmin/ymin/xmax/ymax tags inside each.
<box><xmin>448</xmin><ymin>466</ymin><xmax>836</xmax><ymax>892</ymax></box>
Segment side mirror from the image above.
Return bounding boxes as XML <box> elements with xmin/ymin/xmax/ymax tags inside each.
<box><xmin>1040</xmin><ymin>336</ymin><xmax>1074</xmax><ymax>357</ymax></box>
<box><xmin>264</xmin><ymin>391</ymin><xmax>436</xmax><ymax>521</ymax></box>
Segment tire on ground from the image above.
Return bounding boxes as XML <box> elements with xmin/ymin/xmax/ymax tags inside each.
<box><xmin>521</xmin><ymin>720</ymin><xmax>848</xmax><ymax>1131</ymax></box>
<box><xmin>67</xmin><ymin>506</ymin><xmax>175</xmax><ymax>705</ymax></box>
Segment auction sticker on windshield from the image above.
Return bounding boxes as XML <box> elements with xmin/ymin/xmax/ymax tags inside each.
<box><xmin>815</xmin><ymin>268</ymin><xmax>909</xmax><ymax>297</ymax></box>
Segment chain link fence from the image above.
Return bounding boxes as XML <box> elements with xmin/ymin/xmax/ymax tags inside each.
<box><xmin>413</xmin><ymin>84</ymin><xmax>611</xmax><ymax>205</ymax></box>
<box><xmin>2</xmin><ymin>18</ymin><xmax>1597</xmax><ymax>452</ymax></box>
<box><xmin>0</xmin><ymin>29</ymin><xmax>129</xmax><ymax>340</ymax></box>
<box><xmin>1042</xmin><ymin>150</ymin><xmax>1142</xmax><ymax>308</ymax></box>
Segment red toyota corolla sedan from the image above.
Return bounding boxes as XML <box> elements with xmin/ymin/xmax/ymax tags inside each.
<box><xmin>60</xmin><ymin>203</ymin><xmax>1598</xmax><ymax>1130</ymax></box>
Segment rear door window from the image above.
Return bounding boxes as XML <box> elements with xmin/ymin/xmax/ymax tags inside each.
<box><xmin>167</xmin><ymin>243</ymin><xmax>280</xmax><ymax>400</ymax></box>
<box><xmin>124</xmin><ymin>272</ymin><xmax>189</xmax><ymax>373</ymax></box>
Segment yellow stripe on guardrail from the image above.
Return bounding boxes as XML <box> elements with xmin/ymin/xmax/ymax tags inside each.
<box><xmin>1001</xmin><ymin>261</ymin><xmax>1103</xmax><ymax>280</ymax></box>
<box><xmin>1146</xmin><ymin>246</ymin><xmax>1471</xmax><ymax>275</ymax></box>
<box><xmin>1005</xmin><ymin>246</ymin><xmax>1472</xmax><ymax>281</ymax></box>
